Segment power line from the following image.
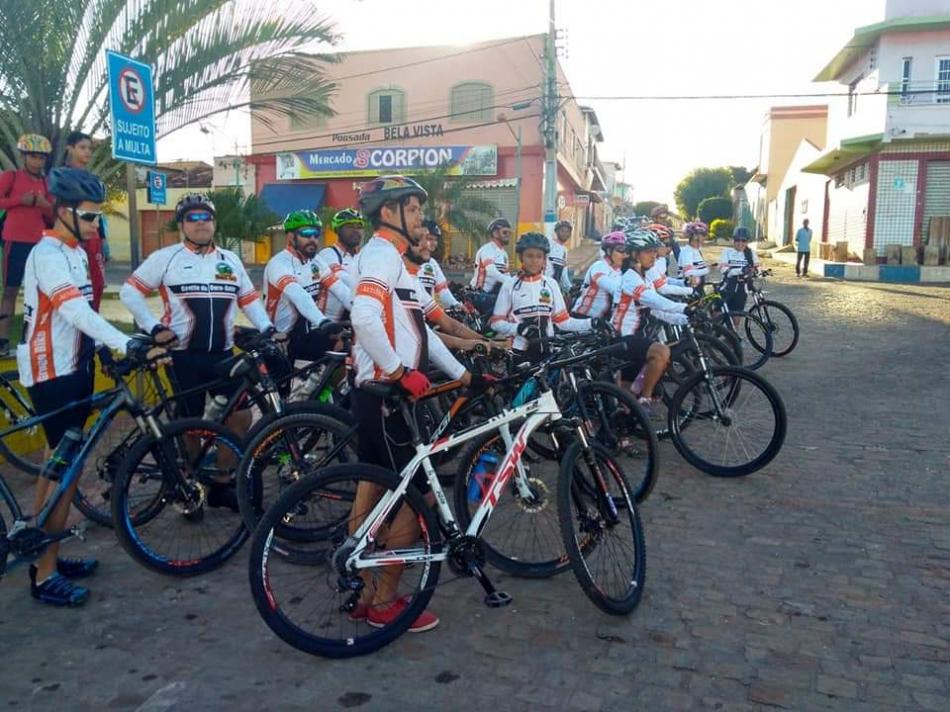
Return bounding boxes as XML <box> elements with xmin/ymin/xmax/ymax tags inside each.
<box><xmin>564</xmin><ymin>89</ymin><xmax>947</xmax><ymax>101</ymax></box>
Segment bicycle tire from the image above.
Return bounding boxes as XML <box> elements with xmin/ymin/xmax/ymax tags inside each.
<box><xmin>453</xmin><ymin>430</ymin><xmax>568</xmax><ymax>578</ymax></box>
<box><xmin>236</xmin><ymin>411</ymin><xmax>357</xmax><ymax>536</ymax></box>
<box><xmin>668</xmin><ymin>366</ymin><xmax>787</xmax><ymax>477</ymax></box>
<box><xmin>575</xmin><ymin>381</ymin><xmax>660</xmax><ymax>504</ymax></box>
<box><xmin>0</xmin><ymin>370</ymin><xmax>43</xmax><ymax>475</ymax></box>
<box><xmin>111</xmin><ymin>418</ymin><xmax>248</xmax><ymax>576</ymax></box>
<box><xmin>245</xmin><ymin>400</ymin><xmax>354</xmax><ymax>443</ymax></box>
<box><xmin>711</xmin><ymin>312</ymin><xmax>773</xmax><ymax>370</ymax></box>
<box><xmin>557</xmin><ymin>440</ymin><xmax>646</xmax><ymax>615</ymax></box>
<box><xmin>750</xmin><ymin>300</ymin><xmax>799</xmax><ymax>357</ymax></box>
<box><xmin>248</xmin><ymin>463</ymin><xmax>441</xmax><ymax>658</ymax></box>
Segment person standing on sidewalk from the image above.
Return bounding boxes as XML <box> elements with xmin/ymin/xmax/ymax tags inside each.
<box><xmin>64</xmin><ymin>131</ymin><xmax>109</xmax><ymax>310</ymax></box>
<box><xmin>0</xmin><ymin>134</ymin><xmax>54</xmax><ymax>356</ymax></box>
<box><xmin>795</xmin><ymin>219</ymin><xmax>813</xmax><ymax>277</ymax></box>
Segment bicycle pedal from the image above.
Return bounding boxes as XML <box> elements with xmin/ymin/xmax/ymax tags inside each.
<box><xmin>70</xmin><ymin>523</ymin><xmax>88</xmax><ymax>542</ymax></box>
<box><xmin>484</xmin><ymin>591</ymin><xmax>512</xmax><ymax>608</ymax></box>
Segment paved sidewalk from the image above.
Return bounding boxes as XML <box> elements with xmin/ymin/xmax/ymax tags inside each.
<box><xmin>1</xmin><ymin>267</ymin><xmax>949</xmax><ymax>710</ymax></box>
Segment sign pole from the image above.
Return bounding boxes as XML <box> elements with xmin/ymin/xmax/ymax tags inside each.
<box><xmin>127</xmin><ymin>164</ymin><xmax>140</xmax><ymax>269</ymax></box>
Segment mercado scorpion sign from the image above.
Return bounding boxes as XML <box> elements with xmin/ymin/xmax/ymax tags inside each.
<box><xmin>276</xmin><ymin>145</ymin><xmax>498</xmax><ymax>180</ymax></box>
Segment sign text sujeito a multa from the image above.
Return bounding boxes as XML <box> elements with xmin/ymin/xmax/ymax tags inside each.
<box><xmin>106</xmin><ymin>51</ymin><xmax>157</xmax><ymax>165</ymax></box>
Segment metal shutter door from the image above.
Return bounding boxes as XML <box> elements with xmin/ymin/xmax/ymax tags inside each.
<box><xmin>923</xmin><ymin>161</ymin><xmax>950</xmax><ymax>243</ymax></box>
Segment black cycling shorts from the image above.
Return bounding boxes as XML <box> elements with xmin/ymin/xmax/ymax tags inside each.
<box><xmin>722</xmin><ymin>280</ymin><xmax>749</xmax><ymax>312</ymax></box>
<box><xmin>3</xmin><ymin>241</ymin><xmax>34</xmax><ymax>288</ymax></box>
<box><xmin>620</xmin><ymin>335</ymin><xmax>654</xmax><ymax>381</ymax></box>
<box><xmin>168</xmin><ymin>349</ymin><xmax>243</xmax><ymax>418</ymax></box>
<box><xmin>350</xmin><ymin>386</ymin><xmax>430</xmax><ymax>494</ymax></box>
<box><xmin>27</xmin><ymin>359</ymin><xmax>95</xmax><ymax>448</ymax></box>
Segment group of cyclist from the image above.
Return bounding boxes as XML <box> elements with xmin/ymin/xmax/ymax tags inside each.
<box><xmin>15</xmin><ymin>164</ymin><xmax>764</xmax><ymax>625</ymax></box>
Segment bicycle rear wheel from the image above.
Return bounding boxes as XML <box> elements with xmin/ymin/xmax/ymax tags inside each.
<box><xmin>669</xmin><ymin>366</ymin><xmax>787</xmax><ymax>477</ymax></box>
<box><xmin>454</xmin><ymin>430</ymin><xmax>567</xmax><ymax>578</ymax></box>
<box><xmin>111</xmin><ymin>419</ymin><xmax>248</xmax><ymax>575</ymax></box>
<box><xmin>0</xmin><ymin>370</ymin><xmax>44</xmax><ymax>475</ymax></box>
<box><xmin>558</xmin><ymin>441</ymin><xmax>646</xmax><ymax>615</ymax></box>
<box><xmin>248</xmin><ymin>463</ymin><xmax>441</xmax><ymax>658</ymax></box>
<box><xmin>749</xmin><ymin>300</ymin><xmax>799</xmax><ymax>357</ymax></box>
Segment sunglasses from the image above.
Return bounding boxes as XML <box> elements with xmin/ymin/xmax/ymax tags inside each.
<box><xmin>76</xmin><ymin>210</ymin><xmax>102</xmax><ymax>223</ymax></box>
<box><xmin>184</xmin><ymin>211</ymin><xmax>214</xmax><ymax>223</ymax></box>
<box><xmin>296</xmin><ymin>228</ymin><xmax>321</xmax><ymax>239</ymax></box>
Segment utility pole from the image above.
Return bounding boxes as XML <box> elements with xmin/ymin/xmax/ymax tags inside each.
<box><xmin>542</xmin><ymin>0</ymin><xmax>558</xmax><ymax>238</ymax></box>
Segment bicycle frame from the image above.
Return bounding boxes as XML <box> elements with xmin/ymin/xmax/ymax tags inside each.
<box><xmin>346</xmin><ymin>389</ymin><xmax>562</xmax><ymax>571</ymax></box>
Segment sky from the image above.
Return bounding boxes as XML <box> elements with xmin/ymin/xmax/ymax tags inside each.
<box><xmin>159</xmin><ymin>0</ymin><xmax>888</xmax><ymax>206</ymax></box>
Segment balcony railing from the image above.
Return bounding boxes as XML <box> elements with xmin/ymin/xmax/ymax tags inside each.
<box><xmin>888</xmin><ymin>80</ymin><xmax>950</xmax><ymax>106</ymax></box>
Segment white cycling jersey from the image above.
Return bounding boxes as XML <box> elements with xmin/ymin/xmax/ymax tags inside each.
<box><xmin>350</xmin><ymin>230</ymin><xmax>465</xmax><ymax>387</ymax></box>
<box><xmin>416</xmin><ymin>257</ymin><xmax>460</xmax><ymax>308</ymax></box>
<box><xmin>611</xmin><ymin>268</ymin><xmax>687</xmax><ymax>336</ymax></box>
<box><xmin>120</xmin><ymin>242</ymin><xmax>271</xmax><ymax>352</ymax></box>
<box><xmin>676</xmin><ymin>244</ymin><xmax>709</xmax><ymax>281</ymax></box>
<box><xmin>718</xmin><ymin>246</ymin><xmax>759</xmax><ymax>279</ymax></box>
<box><xmin>263</xmin><ymin>248</ymin><xmax>352</xmax><ymax>333</ymax></box>
<box><xmin>490</xmin><ymin>273</ymin><xmax>591</xmax><ymax>352</ymax></box>
<box><xmin>545</xmin><ymin>237</ymin><xmax>571</xmax><ymax>290</ymax></box>
<box><xmin>470</xmin><ymin>239</ymin><xmax>511</xmax><ymax>292</ymax></box>
<box><xmin>317</xmin><ymin>244</ymin><xmax>357</xmax><ymax>321</ymax></box>
<box><xmin>573</xmin><ymin>258</ymin><xmax>622</xmax><ymax>318</ymax></box>
<box><xmin>17</xmin><ymin>232</ymin><xmax>128</xmax><ymax>387</ymax></box>
<box><xmin>646</xmin><ymin>263</ymin><xmax>693</xmax><ymax>297</ymax></box>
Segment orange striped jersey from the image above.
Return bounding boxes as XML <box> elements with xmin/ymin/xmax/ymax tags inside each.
<box><xmin>263</xmin><ymin>248</ymin><xmax>351</xmax><ymax>332</ymax></box>
<box><xmin>469</xmin><ymin>239</ymin><xmax>510</xmax><ymax>291</ymax></box>
<box><xmin>573</xmin><ymin>258</ymin><xmax>622</xmax><ymax>318</ymax></box>
<box><xmin>17</xmin><ymin>232</ymin><xmax>128</xmax><ymax>387</ymax></box>
<box><xmin>490</xmin><ymin>273</ymin><xmax>591</xmax><ymax>352</ymax></box>
<box><xmin>317</xmin><ymin>245</ymin><xmax>357</xmax><ymax>322</ymax></box>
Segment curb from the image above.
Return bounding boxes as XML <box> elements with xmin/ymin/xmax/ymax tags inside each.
<box><xmin>822</xmin><ymin>263</ymin><xmax>950</xmax><ymax>284</ymax></box>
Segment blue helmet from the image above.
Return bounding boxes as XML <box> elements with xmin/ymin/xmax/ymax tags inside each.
<box><xmin>47</xmin><ymin>167</ymin><xmax>106</xmax><ymax>204</ymax></box>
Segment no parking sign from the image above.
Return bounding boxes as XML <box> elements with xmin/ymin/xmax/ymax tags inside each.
<box><xmin>146</xmin><ymin>171</ymin><xmax>167</xmax><ymax>205</ymax></box>
<box><xmin>107</xmin><ymin>51</ymin><xmax>157</xmax><ymax>165</ymax></box>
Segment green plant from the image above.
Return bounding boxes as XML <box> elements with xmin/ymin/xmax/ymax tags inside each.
<box><xmin>698</xmin><ymin>196</ymin><xmax>733</xmax><ymax>225</ymax></box>
<box><xmin>0</xmin><ymin>0</ymin><xmax>339</xmax><ymax>187</ymax></box>
<box><xmin>674</xmin><ymin>167</ymin><xmax>735</xmax><ymax>218</ymax></box>
<box><xmin>709</xmin><ymin>219</ymin><xmax>735</xmax><ymax>240</ymax></box>
<box><xmin>165</xmin><ymin>188</ymin><xmax>278</xmax><ymax>251</ymax></box>
<box><xmin>410</xmin><ymin>166</ymin><xmax>501</xmax><ymax>253</ymax></box>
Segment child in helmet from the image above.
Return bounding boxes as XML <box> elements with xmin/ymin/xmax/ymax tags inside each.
<box><xmin>491</xmin><ymin>232</ymin><xmax>597</xmax><ymax>360</ymax></box>
<box><xmin>573</xmin><ymin>230</ymin><xmax>626</xmax><ymax>318</ymax></box>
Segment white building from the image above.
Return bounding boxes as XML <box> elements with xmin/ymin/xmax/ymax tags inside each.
<box><xmin>802</xmin><ymin>0</ymin><xmax>950</xmax><ymax>258</ymax></box>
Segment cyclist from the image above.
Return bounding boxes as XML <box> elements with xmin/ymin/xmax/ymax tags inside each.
<box><xmin>643</xmin><ymin>224</ymin><xmax>694</xmax><ymax>298</ymax></box>
<box><xmin>718</xmin><ymin>225</ymin><xmax>759</xmax><ymax>313</ymax></box>
<box><xmin>0</xmin><ymin>134</ymin><xmax>54</xmax><ymax>355</ymax></box>
<box><xmin>19</xmin><ymin>168</ymin><xmax>167</xmax><ymax>606</ymax></box>
<box><xmin>321</xmin><ymin>208</ymin><xmax>364</xmax><ymax>321</ymax></box>
<box><xmin>415</xmin><ymin>218</ymin><xmax>461</xmax><ymax>309</ymax></box>
<box><xmin>611</xmin><ymin>231</ymin><xmax>686</xmax><ymax>406</ymax></box>
<box><xmin>469</xmin><ymin>217</ymin><xmax>513</xmax><ymax>314</ymax></box>
<box><xmin>120</xmin><ymin>193</ymin><xmax>282</xmax><ymax>509</ymax></box>
<box><xmin>572</xmin><ymin>230</ymin><xmax>626</xmax><ymax>318</ymax></box>
<box><xmin>677</xmin><ymin>221</ymin><xmax>710</xmax><ymax>288</ymax></box>
<box><xmin>349</xmin><ymin>175</ymin><xmax>479</xmax><ymax>633</ymax></box>
<box><xmin>546</xmin><ymin>219</ymin><xmax>573</xmax><ymax>291</ymax></box>
<box><xmin>404</xmin><ymin>220</ymin><xmax>501</xmax><ymax>353</ymax></box>
<box><xmin>263</xmin><ymin>210</ymin><xmax>350</xmax><ymax>366</ymax></box>
<box><xmin>490</xmin><ymin>232</ymin><xmax>597</xmax><ymax>361</ymax></box>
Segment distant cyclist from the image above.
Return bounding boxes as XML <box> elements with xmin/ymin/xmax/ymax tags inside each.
<box><xmin>469</xmin><ymin>217</ymin><xmax>513</xmax><ymax>314</ymax></box>
<box><xmin>321</xmin><ymin>208</ymin><xmax>365</xmax><ymax>321</ymax></box>
<box><xmin>414</xmin><ymin>218</ymin><xmax>461</xmax><ymax>309</ymax></box>
<box><xmin>718</xmin><ymin>225</ymin><xmax>759</xmax><ymax>313</ymax></box>
<box><xmin>677</xmin><ymin>222</ymin><xmax>710</xmax><ymax>288</ymax></box>
<box><xmin>546</xmin><ymin>219</ymin><xmax>573</xmax><ymax>291</ymax></box>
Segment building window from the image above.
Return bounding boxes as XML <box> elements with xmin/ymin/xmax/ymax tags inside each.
<box><xmin>937</xmin><ymin>57</ymin><xmax>950</xmax><ymax>104</ymax></box>
<box><xmin>368</xmin><ymin>88</ymin><xmax>406</xmax><ymax>125</ymax></box>
<box><xmin>900</xmin><ymin>57</ymin><xmax>912</xmax><ymax>101</ymax></box>
<box><xmin>450</xmin><ymin>82</ymin><xmax>494</xmax><ymax>123</ymax></box>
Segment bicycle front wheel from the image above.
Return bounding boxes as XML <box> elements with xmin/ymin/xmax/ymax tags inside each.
<box><xmin>750</xmin><ymin>300</ymin><xmax>799</xmax><ymax>357</ymax></box>
<box><xmin>558</xmin><ymin>441</ymin><xmax>646</xmax><ymax>615</ymax></box>
<box><xmin>669</xmin><ymin>366</ymin><xmax>787</xmax><ymax>477</ymax></box>
<box><xmin>249</xmin><ymin>463</ymin><xmax>441</xmax><ymax>658</ymax></box>
<box><xmin>111</xmin><ymin>419</ymin><xmax>248</xmax><ymax>576</ymax></box>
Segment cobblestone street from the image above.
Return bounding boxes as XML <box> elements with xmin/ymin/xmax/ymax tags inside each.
<box><xmin>1</xmin><ymin>260</ymin><xmax>949</xmax><ymax>711</ymax></box>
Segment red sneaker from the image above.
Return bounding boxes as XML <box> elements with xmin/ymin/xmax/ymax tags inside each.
<box><xmin>348</xmin><ymin>601</ymin><xmax>369</xmax><ymax>621</ymax></box>
<box><xmin>367</xmin><ymin>596</ymin><xmax>439</xmax><ymax>633</ymax></box>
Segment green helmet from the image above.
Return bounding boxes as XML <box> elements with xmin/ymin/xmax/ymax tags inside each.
<box><xmin>283</xmin><ymin>209</ymin><xmax>322</xmax><ymax>233</ymax></box>
<box><xmin>330</xmin><ymin>208</ymin><xmax>364</xmax><ymax>231</ymax></box>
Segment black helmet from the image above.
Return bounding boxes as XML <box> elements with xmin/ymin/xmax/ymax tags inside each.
<box><xmin>422</xmin><ymin>218</ymin><xmax>442</xmax><ymax>239</ymax></box>
<box><xmin>487</xmin><ymin>217</ymin><xmax>511</xmax><ymax>233</ymax></box>
<box><xmin>515</xmin><ymin>232</ymin><xmax>550</xmax><ymax>254</ymax></box>
<box><xmin>175</xmin><ymin>193</ymin><xmax>216</xmax><ymax>222</ymax></box>
<box><xmin>555</xmin><ymin>219</ymin><xmax>573</xmax><ymax>231</ymax></box>
<box><xmin>47</xmin><ymin>167</ymin><xmax>106</xmax><ymax>204</ymax></box>
<box><xmin>733</xmin><ymin>226</ymin><xmax>752</xmax><ymax>241</ymax></box>
<box><xmin>357</xmin><ymin>175</ymin><xmax>427</xmax><ymax>218</ymax></box>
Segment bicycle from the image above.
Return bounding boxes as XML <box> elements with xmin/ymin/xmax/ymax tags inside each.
<box><xmin>744</xmin><ymin>269</ymin><xmax>800</xmax><ymax>357</ymax></box>
<box><xmin>247</xmin><ymin>340</ymin><xmax>646</xmax><ymax>657</ymax></box>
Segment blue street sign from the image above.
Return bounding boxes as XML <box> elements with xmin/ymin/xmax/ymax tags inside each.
<box><xmin>146</xmin><ymin>170</ymin><xmax>167</xmax><ymax>205</ymax></box>
<box><xmin>106</xmin><ymin>51</ymin><xmax>156</xmax><ymax>165</ymax></box>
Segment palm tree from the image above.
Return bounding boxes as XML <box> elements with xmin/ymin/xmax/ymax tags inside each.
<box><xmin>0</xmin><ymin>0</ymin><xmax>338</xmax><ymax>180</ymax></box>
<box><xmin>411</xmin><ymin>166</ymin><xmax>504</xmax><ymax>259</ymax></box>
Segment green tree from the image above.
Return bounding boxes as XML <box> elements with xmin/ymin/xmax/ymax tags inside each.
<box><xmin>709</xmin><ymin>218</ymin><xmax>735</xmax><ymax>240</ymax></box>
<box><xmin>410</xmin><ymin>166</ymin><xmax>501</xmax><ymax>256</ymax></box>
<box><xmin>729</xmin><ymin>166</ymin><xmax>753</xmax><ymax>186</ymax></box>
<box><xmin>674</xmin><ymin>167</ymin><xmax>733</xmax><ymax>219</ymax></box>
<box><xmin>166</xmin><ymin>187</ymin><xmax>278</xmax><ymax>252</ymax></box>
<box><xmin>697</xmin><ymin>196</ymin><xmax>733</xmax><ymax>225</ymax></box>
<box><xmin>0</xmin><ymin>1</ymin><xmax>339</xmax><ymax>179</ymax></box>
<box><xmin>634</xmin><ymin>200</ymin><xmax>663</xmax><ymax>218</ymax></box>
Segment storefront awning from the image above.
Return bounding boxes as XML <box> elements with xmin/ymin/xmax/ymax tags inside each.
<box><xmin>801</xmin><ymin>134</ymin><xmax>883</xmax><ymax>176</ymax></box>
<box><xmin>260</xmin><ymin>183</ymin><xmax>326</xmax><ymax>217</ymax></box>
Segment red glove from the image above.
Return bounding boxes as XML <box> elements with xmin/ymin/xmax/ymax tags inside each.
<box><xmin>469</xmin><ymin>373</ymin><xmax>498</xmax><ymax>392</ymax></box>
<box><xmin>398</xmin><ymin>369</ymin><xmax>431</xmax><ymax>398</ymax></box>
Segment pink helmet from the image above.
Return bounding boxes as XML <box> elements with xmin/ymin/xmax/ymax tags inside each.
<box><xmin>601</xmin><ymin>230</ymin><xmax>626</xmax><ymax>252</ymax></box>
<box><xmin>684</xmin><ymin>221</ymin><xmax>708</xmax><ymax>238</ymax></box>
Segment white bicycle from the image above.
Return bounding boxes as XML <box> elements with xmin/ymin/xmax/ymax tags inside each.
<box><xmin>247</xmin><ymin>340</ymin><xmax>646</xmax><ymax>658</ymax></box>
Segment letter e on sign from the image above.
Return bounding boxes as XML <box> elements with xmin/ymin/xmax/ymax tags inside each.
<box><xmin>119</xmin><ymin>67</ymin><xmax>146</xmax><ymax>114</ymax></box>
